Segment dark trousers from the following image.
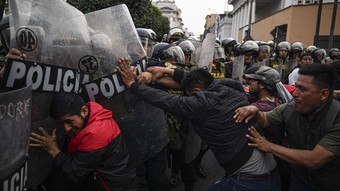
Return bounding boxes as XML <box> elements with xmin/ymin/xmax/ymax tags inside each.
<box><xmin>289</xmin><ymin>174</ymin><xmax>316</xmax><ymax>191</ymax></box>
<box><xmin>171</xmin><ymin>148</ymin><xmax>196</xmax><ymax>190</ymax></box>
<box><xmin>135</xmin><ymin>148</ymin><xmax>170</xmax><ymax>191</ymax></box>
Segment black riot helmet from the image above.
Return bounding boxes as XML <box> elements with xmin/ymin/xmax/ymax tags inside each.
<box><xmin>177</xmin><ymin>39</ymin><xmax>195</xmax><ymax>55</ymax></box>
<box><xmin>0</xmin><ymin>15</ymin><xmax>10</xmax><ymax>53</ymax></box>
<box><xmin>221</xmin><ymin>37</ymin><xmax>237</xmax><ymax>49</ymax></box>
<box><xmin>329</xmin><ymin>48</ymin><xmax>340</xmax><ymax>60</ymax></box>
<box><xmin>136</xmin><ymin>28</ymin><xmax>155</xmax><ymax>58</ymax></box>
<box><xmin>151</xmin><ymin>42</ymin><xmax>185</xmax><ymax>64</ymax></box>
<box><xmin>167</xmin><ymin>27</ymin><xmax>185</xmax><ymax>43</ymax></box>
<box><xmin>235</xmin><ymin>40</ymin><xmax>259</xmax><ymax>57</ymax></box>
<box><xmin>311</xmin><ymin>48</ymin><xmax>327</xmax><ymax>60</ymax></box>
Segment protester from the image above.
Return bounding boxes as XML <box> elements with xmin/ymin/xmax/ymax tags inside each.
<box><xmin>244</xmin><ymin>66</ymin><xmax>291</xmax><ymax>190</ymax></box>
<box><xmin>117</xmin><ymin>58</ymin><xmax>281</xmax><ymax>191</ymax></box>
<box><xmin>30</xmin><ymin>93</ymin><xmax>136</xmax><ymax>191</ymax></box>
<box><xmin>288</xmin><ymin>53</ymin><xmax>313</xmax><ymax>85</ymax></box>
<box><xmin>234</xmin><ymin>64</ymin><xmax>340</xmax><ymax>191</ymax></box>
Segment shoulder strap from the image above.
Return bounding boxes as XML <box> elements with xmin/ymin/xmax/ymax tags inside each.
<box><xmin>325</xmin><ymin>99</ymin><xmax>340</xmax><ymax>131</ymax></box>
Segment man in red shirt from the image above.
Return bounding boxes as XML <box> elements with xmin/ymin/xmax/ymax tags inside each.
<box><xmin>30</xmin><ymin>93</ymin><xmax>136</xmax><ymax>191</ymax></box>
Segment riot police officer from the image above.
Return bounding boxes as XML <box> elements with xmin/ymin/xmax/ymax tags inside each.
<box><xmin>269</xmin><ymin>41</ymin><xmax>293</xmax><ymax>83</ymax></box>
<box><xmin>221</xmin><ymin>37</ymin><xmax>237</xmax><ymax>62</ymax></box>
<box><xmin>167</xmin><ymin>27</ymin><xmax>186</xmax><ymax>44</ymax></box>
<box><xmin>254</xmin><ymin>41</ymin><xmax>270</xmax><ymax>67</ymax></box>
<box><xmin>231</xmin><ymin>40</ymin><xmax>259</xmax><ymax>83</ymax></box>
<box><xmin>311</xmin><ymin>48</ymin><xmax>327</xmax><ymax>64</ymax></box>
<box><xmin>267</xmin><ymin>40</ymin><xmax>275</xmax><ymax>59</ymax></box>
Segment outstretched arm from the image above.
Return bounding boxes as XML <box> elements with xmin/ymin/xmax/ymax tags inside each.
<box><xmin>234</xmin><ymin>105</ymin><xmax>270</xmax><ymax>128</ymax></box>
<box><xmin>247</xmin><ymin>127</ymin><xmax>335</xmax><ymax>169</ymax></box>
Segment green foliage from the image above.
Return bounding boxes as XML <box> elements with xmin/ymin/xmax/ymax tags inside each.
<box><xmin>0</xmin><ymin>0</ymin><xmax>6</xmax><ymax>8</ymax></box>
<box><xmin>0</xmin><ymin>0</ymin><xmax>7</xmax><ymax>21</ymax></box>
<box><xmin>67</xmin><ymin>0</ymin><xmax>169</xmax><ymax>41</ymax></box>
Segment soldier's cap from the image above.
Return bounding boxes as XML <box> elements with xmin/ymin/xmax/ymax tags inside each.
<box><xmin>244</xmin><ymin>66</ymin><xmax>280</xmax><ymax>86</ymax></box>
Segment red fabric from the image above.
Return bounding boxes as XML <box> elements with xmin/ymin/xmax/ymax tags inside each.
<box><xmin>284</xmin><ymin>84</ymin><xmax>296</xmax><ymax>95</ymax></box>
<box><xmin>67</xmin><ymin>102</ymin><xmax>121</xmax><ymax>154</ymax></box>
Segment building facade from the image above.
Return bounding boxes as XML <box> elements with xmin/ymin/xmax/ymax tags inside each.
<box><xmin>203</xmin><ymin>12</ymin><xmax>233</xmax><ymax>41</ymax></box>
<box><xmin>152</xmin><ymin>0</ymin><xmax>184</xmax><ymax>30</ymax></box>
<box><xmin>229</xmin><ymin>0</ymin><xmax>337</xmax><ymax>47</ymax></box>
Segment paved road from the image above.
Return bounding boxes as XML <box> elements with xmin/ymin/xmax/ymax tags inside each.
<box><xmin>170</xmin><ymin>150</ymin><xmax>224</xmax><ymax>191</ymax></box>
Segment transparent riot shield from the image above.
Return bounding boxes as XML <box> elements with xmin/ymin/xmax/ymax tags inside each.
<box><xmin>85</xmin><ymin>4</ymin><xmax>146</xmax><ymax>78</ymax></box>
<box><xmin>8</xmin><ymin>0</ymin><xmax>94</xmax><ymax>187</ymax></box>
<box><xmin>6</xmin><ymin>1</ymin><xmax>166</xmax><ymax>187</ymax></box>
<box><xmin>232</xmin><ymin>55</ymin><xmax>245</xmax><ymax>83</ymax></box>
<box><xmin>9</xmin><ymin>0</ymin><xmax>93</xmax><ymax>69</ymax></box>
<box><xmin>197</xmin><ymin>33</ymin><xmax>216</xmax><ymax>72</ymax></box>
<box><xmin>84</xmin><ymin>4</ymin><xmax>168</xmax><ymax>165</ymax></box>
<box><xmin>276</xmin><ymin>82</ymin><xmax>293</xmax><ymax>103</ymax></box>
<box><xmin>0</xmin><ymin>86</ymin><xmax>31</xmax><ymax>191</ymax></box>
<box><xmin>188</xmin><ymin>39</ymin><xmax>202</xmax><ymax>64</ymax></box>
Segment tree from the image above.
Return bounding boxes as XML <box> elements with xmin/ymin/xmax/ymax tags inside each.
<box><xmin>0</xmin><ymin>0</ymin><xmax>7</xmax><ymax>21</ymax></box>
<box><xmin>67</xmin><ymin>0</ymin><xmax>169</xmax><ymax>41</ymax></box>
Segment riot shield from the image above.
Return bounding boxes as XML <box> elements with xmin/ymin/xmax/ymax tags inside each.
<box><xmin>197</xmin><ymin>33</ymin><xmax>216</xmax><ymax>72</ymax></box>
<box><xmin>9</xmin><ymin>0</ymin><xmax>93</xmax><ymax>70</ymax></box>
<box><xmin>276</xmin><ymin>82</ymin><xmax>293</xmax><ymax>103</ymax></box>
<box><xmin>7</xmin><ymin>0</ymin><xmax>94</xmax><ymax>187</ymax></box>
<box><xmin>85</xmin><ymin>4</ymin><xmax>146</xmax><ymax>78</ymax></box>
<box><xmin>232</xmin><ymin>55</ymin><xmax>245</xmax><ymax>83</ymax></box>
<box><xmin>83</xmin><ymin>5</ymin><xmax>168</xmax><ymax>165</ymax></box>
<box><xmin>6</xmin><ymin>1</ymin><xmax>167</xmax><ymax>187</ymax></box>
<box><xmin>0</xmin><ymin>86</ymin><xmax>31</xmax><ymax>191</ymax></box>
<box><xmin>189</xmin><ymin>39</ymin><xmax>202</xmax><ymax>50</ymax></box>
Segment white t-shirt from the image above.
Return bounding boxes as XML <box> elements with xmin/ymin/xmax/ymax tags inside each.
<box><xmin>288</xmin><ymin>68</ymin><xmax>299</xmax><ymax>85</ymax></box>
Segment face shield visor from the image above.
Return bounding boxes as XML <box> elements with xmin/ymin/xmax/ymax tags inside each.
<box><xmin>179</xmin><ymin>40</ymin><xmax>196</xmax><ymax>62</ymax></box>
<box><xmin>140</xmin><ymin>37</ymin><xmax>154</xmax><ymax>59</ymax></box>
<box><xmin>161</xmin><ymin>45</ymin><xmax>185</xmax><ymax>64</ymax></box>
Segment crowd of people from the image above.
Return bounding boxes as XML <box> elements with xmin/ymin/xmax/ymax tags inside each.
<box><xmin>0</xmin><ymin>11</ymin><xmax>340</xmax><ymax>191</ymax></box>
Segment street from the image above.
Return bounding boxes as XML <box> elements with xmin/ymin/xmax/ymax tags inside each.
<box><xmin>171</xmin><ymin>150</ymin><xmax>225</xmax><ymax>191</ymax></box>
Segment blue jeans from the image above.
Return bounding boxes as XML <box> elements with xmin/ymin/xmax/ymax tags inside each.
<box><xmin>208</xmin><ymin>169</ymin><xmax>281</xmax><ymax>191</ymax></box>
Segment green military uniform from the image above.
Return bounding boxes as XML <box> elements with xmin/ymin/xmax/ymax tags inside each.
<box><xmin>269</xmin><ymin>57</ymin><xmax>296</xmax><ymax>84</ymax></box>
<box><xmin>266</xmin><ymin>99</ymin><xmax>340</xmax><ymax>191</ymax></box>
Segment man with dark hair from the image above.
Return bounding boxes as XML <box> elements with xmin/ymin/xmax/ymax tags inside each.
<box><xmin>30</xmin><ymin>93</ymin><xmax>136</xmax><ymax>191</ymax></box>
<box><xmin>244</xmin><ymin>66</ymin><xmax>291</xmax><ymax>191</ymax></box>
<box><xmin>117</xmin><ymin>58</ymin><xmax>281</xmax><ymax>191</ymax></box>
<box><xmin>244</xmin><ymin>66</ymin><xmax>283</xmax><ymax>144</ymax></box>
<box><xmin>235</xmin><ymin>64</ymin><xmax>340</xmax><ymax>191</ymax></box>
<box><xmin>288</xmin><ymin>53</ymin><xmax>313</xmax><ymax>85</ymax></box>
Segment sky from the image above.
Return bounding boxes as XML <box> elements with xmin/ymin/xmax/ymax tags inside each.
<box><xmin>164</xmin><ymin>0</ymin><xmax>234</xmax><ymax>36</ymax></box>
